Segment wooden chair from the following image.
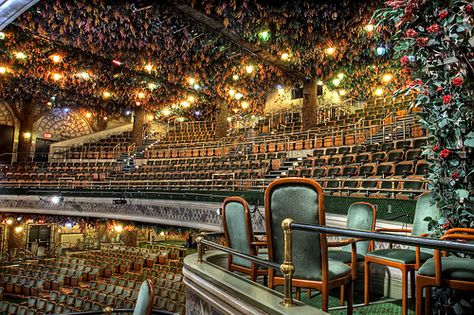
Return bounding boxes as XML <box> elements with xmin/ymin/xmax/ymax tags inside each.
<box><xmin>416</xmin><ymin>228</ymin><xmax>474</xmax><ymax>315</ymax></box>
<box><xmin>364</xmin><ymin>192</ymin><xmax>439</xmax><ymax>315</ymax></box>
<box><xmin>222</xmin><ymin>196</ymin><xmax>268</xmax><ymax>281</ymax></box>
<box><xmin>328</xmin><ymin>202</ymin><xmax>376</xmax><ymax>304</ymax></box>
<box><xmin>265</xmin><ymin>178</ymin><xmax>354</xmax><ymax>314</ymax></box>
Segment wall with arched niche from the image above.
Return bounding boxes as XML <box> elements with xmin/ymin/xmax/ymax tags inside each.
<box><xmin>35</xmin><ymin>109</ymin><xmax>92</xmax><ymax>141</ymax></box>
<box><xmin>0</xmin><ymin>101</ymin><xmax>16</xmax><ymax>126</ymax></box>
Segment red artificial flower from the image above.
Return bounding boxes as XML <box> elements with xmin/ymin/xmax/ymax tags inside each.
<box><xmin>439</xmin><ymin>9</ymin><xmax>449</xmax><ymax>19</ymax></box>
<box><xmin>451</xmin><ymin>171</ymin><xmax>460</xmax><ymax>180</ymax></box>
<box><xmin>400</xmin><ymin>55</ymin><xmax>409</xmax><ymax>65</ymax></box>
<box><xmin>426</xmin><ymin>24</ymin><xmax>440</xmax><ymax>33</ymax></box>
<box><xmin>451</xmin><ymin>77</ymin><xmax>464</xmax><ymax>87</ymax></box>
<box><xmin>437</xmin><ymin>86</ymin><xmax>443</xmax><ymax>92</ymax></box>
<box><xmin>442</xmin><ymin>94</ymin><xmax>452</xmax><ymax>104</ymax></box>
<box><xmin>439</xmin><ymin>149</ymin><xmax>452</xmax><ymax>159</ymax></box>
<box><xmin>416</xmin><ymin>37</ymin><xmax>429</xmax><ymax>46</ymax></box>
<box><xmin>405</xmin><ymin>28</ymin><xmax>418</xmax><ymax>37</ymax></box>
<box><xmin>466</xmin><ymin>4</ymin><xmax>473</xmax><ymax>14</ymax></box>
<box><xmin>433</xmin><ymin>143</ymin><xmax>440</xmax><ymax>151</ymax></box>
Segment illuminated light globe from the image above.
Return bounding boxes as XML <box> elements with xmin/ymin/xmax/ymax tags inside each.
<box><xmin>0</xmin><ymin>32</ymin><xmax>5</xmax><ymax>40</ymax></box>
<box><xmin>339</xmin><ymin>89</ymin><xmax>347</xmax><ymax>96</ymax></box>
<box><xmin>332</xmin><ymin>78</ymin><xmax>341</xmax><ymax>86</ymax></box>
<box><xmin>281</xmin><ymin>53</ymin><xmax>289</xmax><ymax>60</ymax></box>
<box><xmin>162</xmin><ymin>108</ymin><xmax>171</xmax><ymax>116</ymax></box>
<box><xmin>232</xmin><ymin>74</ymin><xmax>239</xmax><ymax>81</ymax></box>
<box><xmin>235</xmin><ymin>92</ymin><xmax>244</xmax><ymax>100</ymax></box>
<box><xmin>374</xmin><ymin>87</ymin><xmax>384</xmax><ymax>96</ymax></box>
<box><xmin>188</xmin><ymin>77</ymin><xmax>195</xmax><ymax>85</ymax></box>
<box><xmin>52</xmin><ymin>73</ymin><xmax>62</xmax><ymax>81</ymax></box>
<box><xmin>365</xmin><ymin>24</ymin><xmax>374</xmax><ymax>32</ymax></box>
<box><xmin>229</xmin><ymin>89</ymin><xmax>236</xmax><ymax>96</ymax></box>
<box><xmin>337</xmin><ymin>73</ymin><xmax>344</xmax><ymax>80</ymax></box>
<box><xmin>326</xmin><ymin>47</ymin><xmax>336</xmax><ymax>55</ymax></box>
<box><xmin>103</xmin><ymin>91</ymin><xmax>112</xmax><ymax>98</ymax></box>
<box><xmin>144</xmin><ymin>64</ymin><xmax>153</xmax><ymax>72</ymax></box>
<box><xmin>182</xmin><ymin>101</ymin><xmax>190</xmax><ymax>108</ymax></box>
<box><xmin>148</xmin><ymin>83</ymin><xmax>158</xmax><ymax>90</ymax></box>
<box><xmin>0</xmin><ymin>66</ymin><xmax>7</xmax><ymax>74</ymax></box>
<box><xmin>241</xmin><ymin>101</ymin><xmax>249</xmax><ymax>109</ymax></box>
<box><xmin>245</xmin><ymin>65</ymin><xmax>254</xmax><ymax>74</ymax></box>
<box><xmin>50</xmin><ymin>54</ymin><xmax>62</xmax><ymax>63</ymax></box>
<box><xmin>15</xmin><ymin>52</ymin><xmax>27</xmax><ymax>59</ymax></box>
<box><xmin>187</xmin><ymin>95</ymin><xmax>195</xmax><ymax>103</ymax></box>
<box><xmin>193</xmin><ymin>84</ymin><xmax>200</xmax><ymax>90</ymax></box>
<box><xmin>258</xmin><ymin>30</ymin><xmax>270</xmax><ymax>41</ymax></box>
<box><xmin>375</xmin><ymin>46</ymin><xmax>387</xmax><ymax>56</ymax></box>
<box><xmin>317</xmin><ymin>80</ymin><xmax>323</xmax><ymax>86</ymax></box>
<box><xmin>85</xmin><ymin>112</ymin><xmax>92</xmax><ymax>118</ymax></box>
<box><xmin>382</xmin><ymin>73</ymin><xmax>393</xmax><ymax>83</ymax></box>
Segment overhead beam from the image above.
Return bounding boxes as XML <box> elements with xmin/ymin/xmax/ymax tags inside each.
<box><xmin>170</xmin><ymin>1</ymin><xmax>308</xmax><ymax>81</ymax></box>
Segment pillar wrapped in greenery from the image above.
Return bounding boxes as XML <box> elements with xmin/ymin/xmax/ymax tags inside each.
<box><xmin>375</xmin><ymin>0</ymin><xmax>473</xmax><ymax>312</ymax></box>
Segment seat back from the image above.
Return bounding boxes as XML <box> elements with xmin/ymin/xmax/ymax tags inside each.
<box><xmin>342</xmin><ymin>202</ymin><xmax>376</xmax><ymax>255</ymax></box>
<box><xmin>265</xmin><ymin>178</ymin><xmax>326</xmax><ymax>281</ymax></box>
<box><xmin>133</xmin><ymin>280</ymin><xmax>154</xmax><ymax>315</ymax></box>
<box><xmin>412</xmin><ymin>193</ymin><xmax>439</xmax><ymax>237</ymax></box>
<box><xmin>222</xmin><ymin>197</ymin><xmax>255</xmax><ymax>268</ymax></box>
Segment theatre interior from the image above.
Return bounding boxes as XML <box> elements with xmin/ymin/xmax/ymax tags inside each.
<box><xmin>0</xmin><ymin>0</ymin><xmax>473</xmax><ymax>314</ymax></box>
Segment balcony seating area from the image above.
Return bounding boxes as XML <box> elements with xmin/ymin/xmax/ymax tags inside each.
<box><xmin>276</xmin><ymin>137</ymin><xmax>430</xmax><ymax>199</ymax></box>
<box><xmin>166</xmin><ymin>121</ymin><xmax>215</xmax><ymax>143</ymax></box>
<box><xmin>64</xmin><ymin>131</ymin><xmax>133</xmax><ymax>160</ymax></box>
<box><xmin>0</xmin><ymin>244</ymin><xmax>186</xmax><ymax>314</ymax></box>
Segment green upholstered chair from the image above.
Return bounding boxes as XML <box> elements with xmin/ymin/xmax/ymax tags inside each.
<box><xmin>265</xmin><ymin>178</ymin><xmax>353</xmax><ymax>314</ymax></box>
<box><xmin>416</xmin><ymin>228</ymin><xmax>474</xmax><ymax>315</ymax></box>
<box><xmin>364</xmin><ymin>192</ymin><xmax>439</xmax><ymax>315</ymax></box>
<box><xmin>133</xmin><ymin>279</ymin><xmax>154</xmax><ymax>315</ymax></box>
<box><xmin>222</xmin><ymin>196</ymin><xmax>268</xmax><ymax>281</ymax></box>
<box><xmin>328</xmin><ymin>202</ymin><xmax>376</xmax><ymax>304</ymax></box>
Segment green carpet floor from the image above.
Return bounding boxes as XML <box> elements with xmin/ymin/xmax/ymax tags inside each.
<box><xmin>298</xmin><ymin>290</ymin><xmax>415</xmax><ymax>314</ymax></box>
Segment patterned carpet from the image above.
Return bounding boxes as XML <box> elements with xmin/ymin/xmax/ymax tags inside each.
<box><xmin>298</xmin><ymin>291</ymin><xmax>415</xmax><ymax>314</ymax></box>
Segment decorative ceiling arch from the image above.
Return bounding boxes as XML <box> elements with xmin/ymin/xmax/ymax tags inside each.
<box><xmin>0</xmin><ymin>101</ymin><xmax>16</xmax><ymax>126</ymax></box>
<box><xmin>36</xmin><ymin>109</ymin><xmax>92</xmax><ymax>140</ymax></box>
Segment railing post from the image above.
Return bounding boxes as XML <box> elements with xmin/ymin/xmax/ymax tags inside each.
<box><xmin>196</xmin><ymin>233</ymin><xmax>205</xmax><ymax>263</ymax></box>
<box><xmin>280</xmin><ymin>218</ymin><xmax>295</xmax><ymax>307</ymax></box>
<box><xmin>103</xmin><ymin>306</ymin><xmax>113</xmax><ymax>314</ymax></box>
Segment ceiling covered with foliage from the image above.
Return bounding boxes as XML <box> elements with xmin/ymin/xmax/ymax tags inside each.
<box><xmin>0</xmin><ymin>0</ymin><xmax>406</xmax><ymax>121</ymax></box>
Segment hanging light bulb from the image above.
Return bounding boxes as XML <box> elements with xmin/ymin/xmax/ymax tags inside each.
<box><xmin>337</xmin><ymin>73</ymin><xmax>345</xmax><ymax>80</ymax></box>
<box><xmin>0</xmin><ymin>66</ymin><xmax>7</xmax><ymax>74</ymax></box>
<box><xmin>50</xmin><ymin>54</ymin><xmax>62</xmax><ymax>63</ymax></box>
<box><xmin>187</xmin><ymin>95</ymin><xmax>195</xmax><ymax>103</ymax></box>
<box><xmin>103</xmin><ymin>91</ymin><xmax>112</xmax><ymax>98</ymax></box>
<box><xmin>235</xmin><ymin>92</ymin><xmax>244</xmax><ymax>100</ymax></box>
<box><xmin>229</xmin><ymin>89</ymin><xmax>236</xmax><ymax>96</ymax></box>
<box><xmin>374</xmin><ymin>87</ymin><xmax>384</xmax><ymax>96</ymax></box>
<box><xmin>137</xmin><ymin>92</ymin><xmax>146</xmax><ymax>99</ymax></box>
<box><xmin>182</xmin><ymin>101</ymin><xmax>190</xmax><ymax>108</ymax></box>
<box><xmin>148</xmin><ymin>82</ymin><xmax>158</xmax><ymax>90</ymax></box>
<box><xmin>365</xmin><ymin>24</ymin><xmax>375</xmax><ymax>32</ymax></box>
<box><xmin>241</xmin><ymin>101</ymin><xmax>249</xmax><ymax>109</ymax></box>
<box><xmin>162</xmin><ymin>108</ymin><xmax>171</xmax><ymax>116</ymax></box>
<box><xmin>188</xmin><ymin>77</ymin><xmax>196</xmax><ymax>85</ymax></box>
<box><xmin>245</xmin><ymin>65</ymin><xmax>254</xmax><ymax>74</ymax></box>
<box><xmin>52</xmin><ymin>73</ymin><xmax>62</xmax><ymax>81</ymax></box>
<box><xmin>332</xmin><ymin>78</ymin><xmax>340</xmax><ymax>86</ymax></box>
<box><xmin>326</xmin><ymin>47</ymin><xmax>336</xmax><ymax>55</ymax></box>
<box><xmin>144</xmin><ymin>64</ymin><xmax>153</xmax><ymax>72</ymax></box>
<box><xmin>85</xmin><ymin>112</ymin><xmax>92</xmax><ymax>119</ymax></box>
<box><xmin>258</xmin><ymin>30</ymin><xmax>270</xmax><ymax>41</ymax></box>
<box><xmin>232</xmin><ymin>74</ymin><xmax>239</xmax><ymax>81</ymax></box>
<box><xmin>0</xmin><ymin>32</ymin><xmax>5</xmax><ymax>40</ymax></box>
<box><xmin>15</xmin><ymin>52</ymin><xmax>27</xmax><ymax>59</ymax></box>
<box><xmin>382</xmin><ymin>73</ymin><xmax>394</xmax><ymax>83</ymax></box>
<box><xmin>281</xmin><ymin>52</ymin><xmax>290</xmax><ymax>60</ymax></box>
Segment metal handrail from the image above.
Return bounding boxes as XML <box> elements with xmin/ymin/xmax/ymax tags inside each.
<box><xmin>51</xmin><ymin>309</ymin><xmax>174</xmax><ymax>315</ymax></box>
<box><xmin>196</xmin><ymin>220</ymin><xmax>474</xmax><ymax>308</ymax></box>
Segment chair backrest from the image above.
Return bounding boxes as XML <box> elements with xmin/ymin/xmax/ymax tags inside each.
<box><xmin>222</xmin><ymin>196</ymin><xmax>255</xmax><ymax>268</ymax></box>
<box><xmin>265</xmin><ymin>178</ymin><xmax>326</xmax><ymax>281</ymax></box>
<box><xmin>412</xmin><ymin>193</ymin><xmax>439</xmax><ymax>236</ymax></box>
<box><xmin>132</xmin><ymin>279</ymin><xmax>154</xmax><ymax>315</ymax></box>
<box><xmin>342</xmin><ymin>202</ymin><xmax>376</xmax><ymax>255</ymax></box>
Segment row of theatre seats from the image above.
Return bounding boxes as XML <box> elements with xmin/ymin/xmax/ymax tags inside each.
<box><xmin>166</xmin><ymin>121</ymin><xmax>215</xmax><ymax>143</ymax></box>
<box><xmin>65</xmin><ymin>132</ymin><xmax>133</xmax><ymax>159</ymax></box>
<box><xmin>278</xmin><ymin>137</ymin><xmax>431</xmax><ymax>199</ymax></box>
<box><xmin>0</xmin><ymin>244</ymin><xmax>186</xmax><ymax>314</ymax></box>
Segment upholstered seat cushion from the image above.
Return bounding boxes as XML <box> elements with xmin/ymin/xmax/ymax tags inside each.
<box><xmin>366</xmin><ymin>249</ymin><xmax>432</xmax><ymax>264</ymax></box>
<box><xmin>328</xmin><ymin>261</ymin><xmax>351</xmax><ymax>280</ymax></box>
<box><xmin>418</xmin><ymin>257</ymin><xmax>474</xmax><ymax>281</ymax></box>
<box><xmin>328</xmin><ymin>250</ymin><xmax>365</xmax><ymax>263</ymax></box>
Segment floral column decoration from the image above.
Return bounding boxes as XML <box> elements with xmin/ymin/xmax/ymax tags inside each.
<box><xmin>375</xmin><ymin>0</ymin><xmax>473</xmax><ymax>312</ymax></box>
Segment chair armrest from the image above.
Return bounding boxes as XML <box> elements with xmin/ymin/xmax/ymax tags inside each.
<box><xmin>327</xmin><ymin>238</ymin><xmax>357</xmax><ymax>247</ymax></box>
<box><xmin>376</xmin><ymin>228</ymin><xmax>412</xmax><ymax>233</ymax></box>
